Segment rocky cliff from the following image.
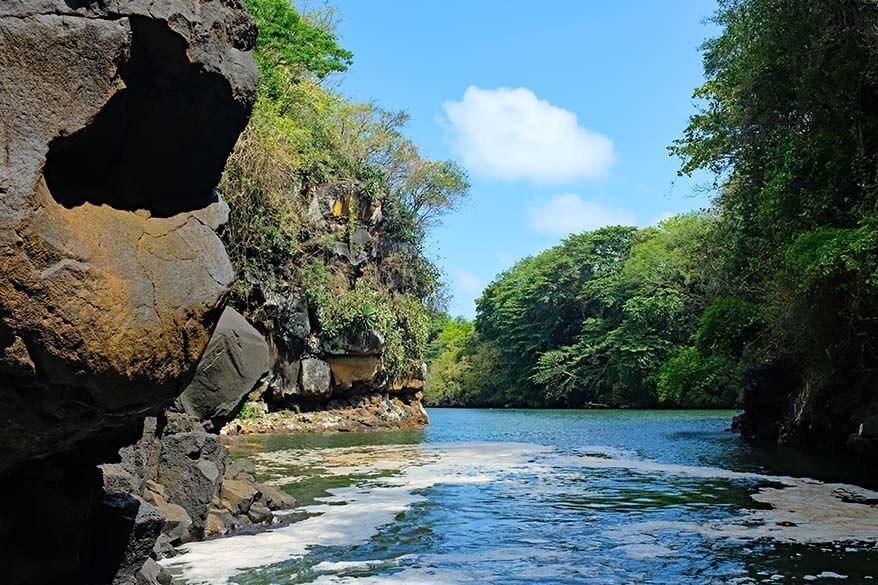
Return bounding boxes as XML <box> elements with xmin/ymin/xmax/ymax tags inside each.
<box><xmin>0</xmin><ymin>2</ymin><xmax>257</xmax><ymax>583</ymax></box>
<box><xmin>222</xmin><ymin>182</ymin><xmax>429</xmax><ymax>436</ymax></box>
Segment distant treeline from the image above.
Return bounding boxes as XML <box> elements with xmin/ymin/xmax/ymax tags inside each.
<box><xmin>425</xmin><ymin>0</ymin><xmax>878</xmax><ymax>409</ymax></box>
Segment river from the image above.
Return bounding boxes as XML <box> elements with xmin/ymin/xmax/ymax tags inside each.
<box><xmin>163</xmin><ymin>409</ymin><xmax>878</xmax><ymax>584</ymax></box>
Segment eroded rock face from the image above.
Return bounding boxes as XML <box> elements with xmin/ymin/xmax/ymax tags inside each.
<box><xmin>0</xmin><ymin>2</ymin><xmax>256</xmax><ymax>583</ymax></box>
<box><xmin>0</xmin><ymin>0</ymin><xmax>256</xmax><ymax>473</ymax></box>
<box><xmin>327</xmin><ymin>355</ymin><xmax>380</xmax><ymax>391</ymax></box>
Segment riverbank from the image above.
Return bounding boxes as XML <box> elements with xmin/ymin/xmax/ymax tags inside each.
<box><xmin>221</xmin><ymin>392</ymin><xmax>429</xmax><ymax>436</ymax></box>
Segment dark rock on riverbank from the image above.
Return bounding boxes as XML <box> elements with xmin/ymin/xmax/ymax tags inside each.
<box><xmin>96</xmin><ymin>308</ymin><xmax>294</xmax><ymax>579</ymax></box>
<box><xmin>102</xmin><ymin>412</ymin><xmax>297</xmax><ymax>549</ymax></box>
<box><xmin>737</xmin><ymin>359</ymin><xmax>878</xmax><ymax>460</ymax></box>
<box><xmin>0</xmin><ymin>1</ymin><xmax>257</xmax><ymax>582</ymax></box>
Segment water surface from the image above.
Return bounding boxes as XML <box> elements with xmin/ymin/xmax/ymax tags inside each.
<box><xmin>164</xmin><ymin>409</ymin><xmax>878</xmax><ymax>584</ymax></box>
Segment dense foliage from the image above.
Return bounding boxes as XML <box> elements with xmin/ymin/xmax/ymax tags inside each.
<box><xmin>669</xmin><ymin>0</ymin><xmax>878</xmax><ymax>421</ymax></box>
<box><xmin>427</xmin><ymin>0</ymin><xmax>878</xmax><ymax>417</ymax></box>
<box><xmin>426</xmin><ymin>215</ymin><xmax>732</xmax><ymax>408</ymax></box>
<box><xmin>221</xmin><ymin>0</ymin><xmax>468</xmax><ymax>381</ymax></box>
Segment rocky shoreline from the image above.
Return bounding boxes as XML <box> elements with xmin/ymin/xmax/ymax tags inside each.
<box><xmin>222</xmin><ymin>391</ymin><xmax>429</xmax><ymax>435</ymax></box>
<box><xmin>98</xmin><ymin>298</ymin><xmax>429</xmax><ymax>583</ymax></box>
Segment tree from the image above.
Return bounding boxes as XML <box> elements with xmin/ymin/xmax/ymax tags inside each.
<box><xmin>246</xmin><ymin>0</ymin><xmax>352</xmax><ymax>99</ymax></box>
<box><xmin>428</xmin><ymin>215</ymin><xmax>734</xmax><ymax>409</ymax></box>
<box><xmin>670</xmin><ymin>0</ymin><xmax>878</xmax><ymax>421</ymax></box>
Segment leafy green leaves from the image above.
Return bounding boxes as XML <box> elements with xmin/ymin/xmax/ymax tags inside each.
<box><xmin>427</xmin><ymin>216</ymin><xmax>734</xmax><ymax>408</ymax></box>
<box><xmin>785</xmin><ymin>218</ymin><xmax>878</xmax><ymax>292</ymax></box>
<box><xmin>246</xmin><ymin>0</ymin><xmax>352</xmax><ymax>99</ymax></box>
<box><xmin>670</xmin><ymin>0</ymin><xmax>878</xmax><ymax>406</ymax></box>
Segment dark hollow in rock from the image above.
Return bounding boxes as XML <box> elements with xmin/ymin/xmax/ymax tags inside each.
<box><xmin>44</xmin><ymin>16</ymin><xmax>249</xmax><ymax>217</ymax></box>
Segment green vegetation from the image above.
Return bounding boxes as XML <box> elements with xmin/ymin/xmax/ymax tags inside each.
<box><xmin>221</xmin><ymin>0</ymin><xmax>467</xmax><ymax>382</ymax></box>
<box><xmin>426</xmin><ymin>0</ymin><xmax>878</xmax><ymax>412</ymax></box>
<box><xmin>426</xmin><ymin>215</ymin><xmax>724</xmax><ymax>408</ymax></box>
<box><xmin>669</xmin><ymin>0</ymin><xmax>878</xmax><ymax>417</ymax></box>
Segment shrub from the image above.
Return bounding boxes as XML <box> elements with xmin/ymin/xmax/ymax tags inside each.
<box><xmin>656</xmin><ymin>347</ymin><xmax>741</xmax><ymax>408</ymax></box>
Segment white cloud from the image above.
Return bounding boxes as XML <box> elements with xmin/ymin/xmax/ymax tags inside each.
<box><xmin>529</xmin><ymin>193</ymin><xmax>636</xmax><ymax>236</ymax></box>
<box><xmin>442</xmin><ymin>86</ymin><xmax>616</xmax><ymax>183</ymax></box>
<box><xmin>456</xmin><ymin>271</ymin><xmax>485</xmax><ymax>297</ymax></box>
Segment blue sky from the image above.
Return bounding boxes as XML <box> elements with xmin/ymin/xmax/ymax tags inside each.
<box><xmin>331</xmin><ymin>0</ymin><xmax>719</xmax><ymax>317</ymax></box>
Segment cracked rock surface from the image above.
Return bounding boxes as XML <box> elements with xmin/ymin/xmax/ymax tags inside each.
<box><xmin>0</xmin><ymin>1</ymin><xmax>256</xmax><ymax>582</ymax></box>
<box><xmin>0</xmin><ymin>0</ymin><xmax>256</xmax><ymax>474</ymax></box>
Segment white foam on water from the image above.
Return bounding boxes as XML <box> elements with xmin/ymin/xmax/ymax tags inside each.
<box><xmin>161</xmin><ymin>442</ymin><xmax>547</xmax><ymax>584</ymax></box>
<box><xmin>614</xmin><ymin>543</ymin><xmax>676</xmax><ymax>559</ymax></box>
<box><xmin>560</xmin><ymin>452</ymin><xmax>779</xmax><ymax>481</ymax></box>
<box><xmin>311</xmin><ymin>559</ymin><xmax>394</xmax><ymax>573</ymax></box>
<box><xmin>163</xmin><ymin>439</ymin><xmax>878</xmax><ymax>584</ymax></box>
<box><xmin>257</xmin><ymin>444</ymin><xmax>428</xmax><ymax>485</ymax></box>
<box><xmin>572</xmin><ymin>452</ymin><xmax>878</xmax><ymax>545</ymax></box>
<box><xmin>309</xmin><ymin>566</ymin><xmax>476</xmax><ymax>584</ymax></box>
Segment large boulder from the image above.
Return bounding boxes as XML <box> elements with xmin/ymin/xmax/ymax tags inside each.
<box><xmin>0</xmin><ymin>0</ymin><xmax>257</xmax><ymax>474</ymax></box>
<box><xmin>300</xmin><ymin>358</ymin><xmax>332</xmax><ymax>399</ymax></box>
<box><xmin>0</xmin><ymin>2</ymin><xmax>257</xmax><ymax>581</ymax></box>
<box><xmin>176</xmin><ymin>308</ymin><xmax>270</xmax><ymax>430</ymax></box>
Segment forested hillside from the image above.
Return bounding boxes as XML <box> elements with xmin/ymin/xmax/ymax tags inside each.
<box><xmin>219</xmin><ymin>0</ymin><xmax>467</xmax><ymax>427</ymax></box>
<box><xmin>426</xmin><ymin>214</ymin><xmax>739</xmax><ymax>409</ymax></box>
<box><xmin>427</xmin><ymin>0</ymin><xmax>878</xmax><ymax>453</ymax></box>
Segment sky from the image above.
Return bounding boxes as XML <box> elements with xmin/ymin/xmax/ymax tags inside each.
<box><xmin>331</xmin><ymin>0</ymin><xmax>719</xmax><ymax>317</ymax></box>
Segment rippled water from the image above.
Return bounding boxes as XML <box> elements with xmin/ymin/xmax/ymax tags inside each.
<box><xmin>164</xmin><ymin>409</ymin><xmax>878</xmax><ymax>584</ymax></box>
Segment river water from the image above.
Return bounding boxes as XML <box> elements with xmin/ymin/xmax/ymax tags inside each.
<box><xmin>163</xmin><ymin>409</ymin><xmax>878</xmax><ymax>584</ymax></box>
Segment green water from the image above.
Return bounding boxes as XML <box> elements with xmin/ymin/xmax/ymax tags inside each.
<box><xmin>164</xmin><ymin>409</ymin><xmax>878</xmax><ymax>584</ymax></box>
